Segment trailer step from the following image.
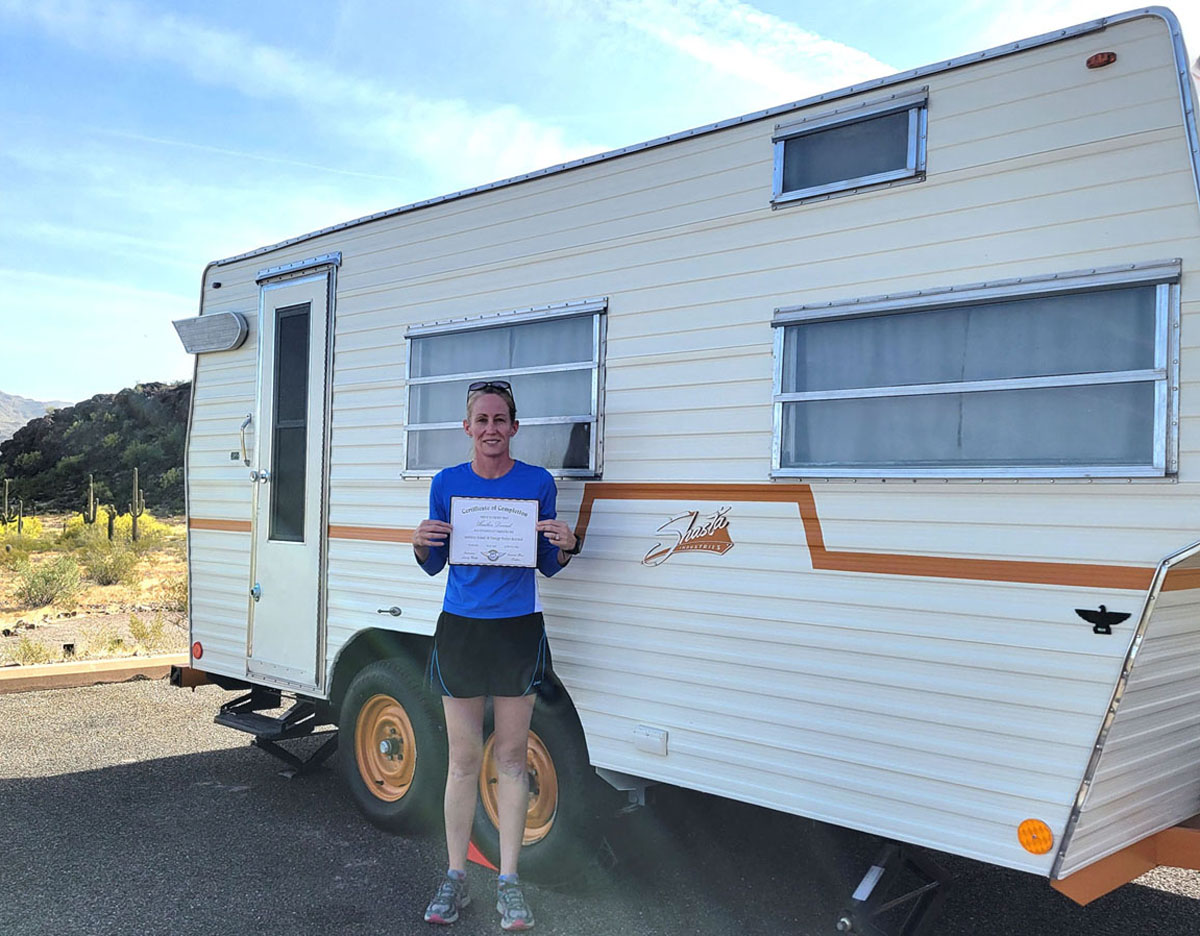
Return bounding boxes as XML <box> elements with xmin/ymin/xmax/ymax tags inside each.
<box><xmin>214</xmin><ymin>689</ymin><xmax>338</xmax><ymax>777</ymax></box>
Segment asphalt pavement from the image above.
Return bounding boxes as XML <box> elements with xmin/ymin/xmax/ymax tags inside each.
<box><xmin>1</xmin><ymin>679</ymin><xmax>1197</xmax><ymax>936</ymax></box>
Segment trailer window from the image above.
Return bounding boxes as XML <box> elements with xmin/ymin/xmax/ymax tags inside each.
<box><xmin>270</xmin><ymin>303</ymin><xmax>310</xmax><ymax>540</ymax></box>
<box><xmin>772</xmin><ymin>90</ymin><xmax>926</xmax><ymax>205</ymax></box>
<box><xmin>771</xmin><ymin>262</ymin><xmax>1180</xmax><ymax>478</ymax></box>
<box><xmin>405</xmin><ymin>300</ymin><xmax>605</xmax><ymax>477</ymax></box>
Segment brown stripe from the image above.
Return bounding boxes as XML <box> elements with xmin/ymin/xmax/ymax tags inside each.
<box><xmin>328</xmin><ymin>525</ymin><xmax>414</xmax><ymax>544</ymax></box>
<box><xmin>189</xmin><ymin>517</ymin><xmax>251</xmax><ymax>533</ymax></box>
<box><xmin>576</xmin><ymin>482</ymin><xmax>1156</xmax><ymax>591</ymax></box>
<box><xmin>1162</xmin><ymin>567</ymin><xmax>1200</xmax><ymax>592</ymax></box>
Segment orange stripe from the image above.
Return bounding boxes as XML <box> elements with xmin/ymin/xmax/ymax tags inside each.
<box><xmin>1162</xmin><ymin>567</ymin><xmax>1200</xmax><ymax>592</ymax></box>
<box><xmin>189</xmin><ymin>517</ymin><xmax>251</xmax><ymax>533</ymax></box>
<box><xmin>575</xmin><ymin>482</ymin><xmax>1156</xmax><ymax>591</ymax></box>
<box><xmin>328</xmin><ymin>525</ymin><xmax>414</xmax><ymax>544</ymax></box>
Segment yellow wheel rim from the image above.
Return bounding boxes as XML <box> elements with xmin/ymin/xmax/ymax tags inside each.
<box><xmin>355</xmin><ymin>693</ymin><xmax>417</xmax><ymax>802</ymax></box>
<box><xmin>479</xmin><ymin>730</ymin><xmax>559</xmax><ymax>846</ymax></box>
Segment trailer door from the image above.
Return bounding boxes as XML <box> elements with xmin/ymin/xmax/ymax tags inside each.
<box><xmin>246</xmin><ymin>267</ymin><xmax>334</xmax><ymax>690</ymax></box>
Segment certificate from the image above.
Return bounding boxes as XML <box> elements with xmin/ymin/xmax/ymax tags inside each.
<box><xmin>448</xmin><ymin>497</ymin><xmax>539</xmax><ymax>568</ymax></box>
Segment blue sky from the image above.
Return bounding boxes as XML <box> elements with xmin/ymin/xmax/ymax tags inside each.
<box><xmin>2</xmin><ymin>0</ymin><xmax>1197</xmax><ymax>403</ymax></box>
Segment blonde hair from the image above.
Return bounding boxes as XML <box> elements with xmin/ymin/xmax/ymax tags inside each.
<box><xmin>466</xmin><ymin>386</ymin><xmax>517</xmax><ymax>421</ymax></box>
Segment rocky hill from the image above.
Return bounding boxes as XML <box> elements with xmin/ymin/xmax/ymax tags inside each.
<box><xmin>0</xmin><ymin>382</ymin><xmax>190</xmax><ymax>514</ymax></box>
<box><xmin>0</xmin><ymin>391</ymin><xmax>71</xmax><ymax>443</ymax></box>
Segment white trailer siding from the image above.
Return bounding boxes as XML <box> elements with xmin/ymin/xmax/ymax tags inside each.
<box><xmin>1058</xmin><ymin>556</ymin><xmax>1200</xmax><ymax>876</ymax></box>
<box><xmin>181</xmin><ymin>11</ymin><xmax>1200</xmax><ymax>875</ymax></box>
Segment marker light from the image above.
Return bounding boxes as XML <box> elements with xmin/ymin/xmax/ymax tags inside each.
<box><xmin>1086</xmin><ymin>51</ymin><xmax>1117</xmax><ymax>69</ymax></box>
<box><xmin>1018</xmin><ymin>819</ymin><xmax>1054</xmax><ymax>854</ymax></box>
<box><xmin>192</xmin><ymin>641</ymin><xmax>203</xmax><ymax>660</ymax></box>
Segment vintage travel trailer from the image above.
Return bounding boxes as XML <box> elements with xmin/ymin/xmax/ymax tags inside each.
<box><xmin>172</xmin><ymin>6</ymin><xmax>1200</xmax><ymax>923</ymax></box>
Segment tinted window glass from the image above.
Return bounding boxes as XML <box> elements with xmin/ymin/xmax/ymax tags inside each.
<box><xmin>782</xmin><ymin>286</ymin><xmax>1157</xmax><ymax>394</ymax></box>
<box><xmin>782</xmin><ymin>110</ymin><xmax>910</xmax><ymax>194</ymax></box>
<box><xmin>270</xmin><ymin>304</ymin><xmax>309</xmax><ymax>541</ymax></box>
<box><xmin>781</xmin><ymin>382</ymin><xmax>1154</xmax><ymax>469</ymax></box>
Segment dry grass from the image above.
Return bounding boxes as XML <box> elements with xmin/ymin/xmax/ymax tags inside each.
<box><xmin>0</xmin><ymin>513</ymin><xmax>187</xmax><ymax>665</ymax></box>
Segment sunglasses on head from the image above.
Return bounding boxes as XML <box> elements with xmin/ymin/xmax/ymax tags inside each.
<box><xmin>467</xmin><ymin>380</ymin><xmax>512</xmax><ymax>396</ymax></box>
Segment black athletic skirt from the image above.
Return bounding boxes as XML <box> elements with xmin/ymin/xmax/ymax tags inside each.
<box><xmin>428</xmin><ymin>611</ymin><xmax>551</xmax><ymax>698</ymax></box>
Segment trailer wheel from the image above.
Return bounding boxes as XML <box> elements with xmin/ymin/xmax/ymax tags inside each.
<box><xmin>471</xmin><ymin>692</ymin><xmax>613</xmax><ymax>886</ymax></box>
<box><xmin>338</xmin><ymin>658</ymin><xmax>447</xmax><ymax>833</ymax></box>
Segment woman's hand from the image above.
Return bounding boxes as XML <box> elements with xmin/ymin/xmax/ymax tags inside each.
<box><xmin>537</xmin><ymin>519</ymin><xmax>577</xmax><ymax>562</ymax></box>
<box><xmin>413</xmin><ymin>519</ymin><xmax>452</xmax><ymax>562</ymax></box>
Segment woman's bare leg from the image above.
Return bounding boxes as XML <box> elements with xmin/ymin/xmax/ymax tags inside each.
<box><xmin>492</xmin><ymin>693</ymin><xmax>536</xmax><ymax>877</ymax></box>
<box><xmin>441</xmin><ymin>696</ymin><xmax>486</xmax><ymax>871</ymax></box>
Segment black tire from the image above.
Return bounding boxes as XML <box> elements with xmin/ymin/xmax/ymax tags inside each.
<box><xmin>337</xmin><ymin>658</ymin><xmax>447</xmax><ymax>834</ymax></box>
<box><xmin>470</xmin><ymin>684</ymin><xmax>616</xmax><ymax>887</ymax></box>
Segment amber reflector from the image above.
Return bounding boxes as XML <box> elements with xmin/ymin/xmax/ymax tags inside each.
<box><xmin>1086</xmin><ymin>51</ymin><xmax>1117</xmax><ymax>69</ymax></box>
<box><xmin>1018</xmin><ymin>819</ymin><xmax>1054</xmax><ymax>854</ymax></box>
<box><xmin>192</xmin><ymin>641</ymin><xmax>203</xmax><ymax>660</ymax></box>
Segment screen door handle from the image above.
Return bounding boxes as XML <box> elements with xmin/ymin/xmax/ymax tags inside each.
<box><xmin>239</xmin><ymin>414</ymin><xmax>253</xmax><ymax>467</ymax></box>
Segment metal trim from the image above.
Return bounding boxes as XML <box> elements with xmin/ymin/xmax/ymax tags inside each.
<box><xmin>182</xmin><ymin>261</ymin><xmax>217</xmax><ymax>671</ymax></box>
<box><xmin>316</xmin><ymin>263</ymin><xmax>336</xmax><ymax>695</ymax></box>
<box><xmin>408</xmin><ymin>415</ymin><xmax>594</xmax><ymax>431</ymax></box>
<box><xmin>209</xmin><ymin>10</ymin><xmax>1199</xmax><ymax>269</ymax></box>
<box><xmin>406</xmin><ymin>297</ymin><xmax>608</xmax><ymax>338</ymax></box>
<box><xmin>772</xmin><ymin>88</ymin><xmax>928</xmax><ymax>139</ymax></box>
<box><xmin>772</xmin><ymin>259</ymin><xmax>1182</xmax><ymax>325</ymax></box>
<box><xmin>406</xmin><ymin>360</ymin><xmax>595</xmax><ymax>385</ymax></box>
<box><xmin>255</xmin><ymin>252</ymin><xmax>342</xmax><ymax>283</ymax></box>
<box><xmin>771</xmin><ymin>465</ymin><xmax>1170</xmax><ymax>480</ymax></box>
<box><xmin>246</xmin><ymin>270</ymin><xmax>333</xmax><ymax>693</ymax></box>
<box><xmin>1051</xmin><ymin>536</ymin><xmax>1200</xmax><ymax>880</ymax></box>
<box><xmin>777</xmin><ymin>369</ymin><xmax>1164</xmax><ymax>403</ymax></box>
<box><xmin>771</xmin><ymin>98</ymin><xmax>926</xmax><ymax>205</ymax></box>
<box><xmin>403</xmin><ymin>299</ymin><xmax>607</xmax><ymax>479</ymax></box>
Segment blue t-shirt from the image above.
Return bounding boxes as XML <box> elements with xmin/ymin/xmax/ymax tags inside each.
<box><xmin>417</xmin><ymin>460</ymin><xmax>564</xmax><ymax>618</ymax></box>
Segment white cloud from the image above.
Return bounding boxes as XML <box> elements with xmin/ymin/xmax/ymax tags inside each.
<box><xmin>2</xmin><ymin>0</ymin><xmax>604</xmax><ymax>189</ymax></box>
<box><xmin>565</xmin><ymin>0</ymin><xmax>896</xmax><ymax>102</ymax></box>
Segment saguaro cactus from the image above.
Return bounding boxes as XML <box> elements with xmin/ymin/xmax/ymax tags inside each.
<box><xmin>82</xmin><ymin>474</ymin><xmax>98</xmax><ymax>526</ymax></box>
<box><xmin>130</xmin><ymin>468</ymin><xmax>146</xmax><ymax>542</ymax></box>
<box><xmin>105</xmin><ymin>504</ymin><xmax>118</xmax><ymax>542</ymax></box>
<box><xmin>1</xmin><ymin>479</ymin><xmax>16</xmax><ymax>528</ymax></box>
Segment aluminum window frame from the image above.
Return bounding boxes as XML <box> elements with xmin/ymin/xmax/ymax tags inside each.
<box><xmin>770</xmin><ymin>259</ymin><xmax>1181</xmax><ymax>479</ymax></box>
<box><xmin>772</xmin><ymin>89</ymin><xmax>928</xmax><ymax>206</ymax></box>
<box><xmin>403</xmin><ymin>298</ymin><xmax>607</xmax><ymax>479</ymax></box>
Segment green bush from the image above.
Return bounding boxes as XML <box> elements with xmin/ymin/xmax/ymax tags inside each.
<box><xmin>129</xmin><ymin>612</ymin><xmax>168</xmax><ymax>652</ymax></box>
<box><xmin>6</xmin><ymin>635</ymin><xmax>56</xmax><ymax>665</ymax></box>
<box><xmin>82</xmin><ymin>543</ymin><xmax>140</xmax><ymax>586</ymax></box>
<box><xmin>15</xmin><ymin>556</ymin><xmax>82</xmax><ymax>609</ymax></box>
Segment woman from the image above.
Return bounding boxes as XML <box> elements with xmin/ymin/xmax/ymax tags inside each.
<box><xmin>412</xmin><ymin>379</ymin><xmax>581</xmax><ymax>931</ymax></box>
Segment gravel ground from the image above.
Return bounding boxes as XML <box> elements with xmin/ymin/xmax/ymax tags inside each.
<box><xmin>1</xmin><ymin>679</ymin><xmax>1197</xmax><ymax>936</ymax></box>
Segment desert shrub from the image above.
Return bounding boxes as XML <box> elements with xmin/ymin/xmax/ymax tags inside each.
<box><xmin>128</xmin><ymin>612</ymin><xmax>168</xmax><ymax>652</ymax></box>
<box><xmin>0</xmin><ymin>515</ymin><xmax>45</xmax><ymax>540</ymax></box>
<box><xmin>158</xmin><ymin>574</ymin><xmax>188</xmax><ymax>612</ymax></box>
<box><xmin>114</xmin><ymin>511</ymin><xmax>171</xmax><ymax>547</ymax></box>
<box><xmin>59</xmin><ymin>510</ymin><xmax>113</xmax><ymax>546</ymax></box>
<box><xmin>6</xmin><ymin>635</ymin><xmax>56</xmax><ymax>665</ymax></box>
<box><xmin>81</xmin><ymin>623</ymin><xmax>126</xmax><ymax>658</ymax></box>
<box><xmin>82</xmin><ymin>543</ymin><xmax>140</xmax><ymax>586</ymax></box>
<box><xmin>15</xmin><ymin>556</ymin><xmax>82</xmax><ymax>609</ymax></box>
<box><xmin>1</xmin><ymin>543</ymin><xmax>30</xmax><ymax>569</ymax></box>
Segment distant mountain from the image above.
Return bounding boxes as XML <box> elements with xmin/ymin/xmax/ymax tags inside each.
<box><xmin>0</xmin><ymin>391</ymin><xmax>71</xmax><ymax>443</ymax></box>
<box><xmin>0</xmin><ymin>382</ymin><xmax>190</xmax><ymax>513</ymax></box>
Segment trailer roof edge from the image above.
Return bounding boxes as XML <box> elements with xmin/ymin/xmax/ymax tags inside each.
<box><xmin>211</xmin><ymin>7</ymin><xmax>1197</xmax><ymax>270</ymax></box>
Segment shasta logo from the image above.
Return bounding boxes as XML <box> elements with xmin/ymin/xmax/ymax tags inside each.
<box><xmin>642</xmin><ymin>507</ymin><xmax>734</xmax><ymax>567</ymax></box>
